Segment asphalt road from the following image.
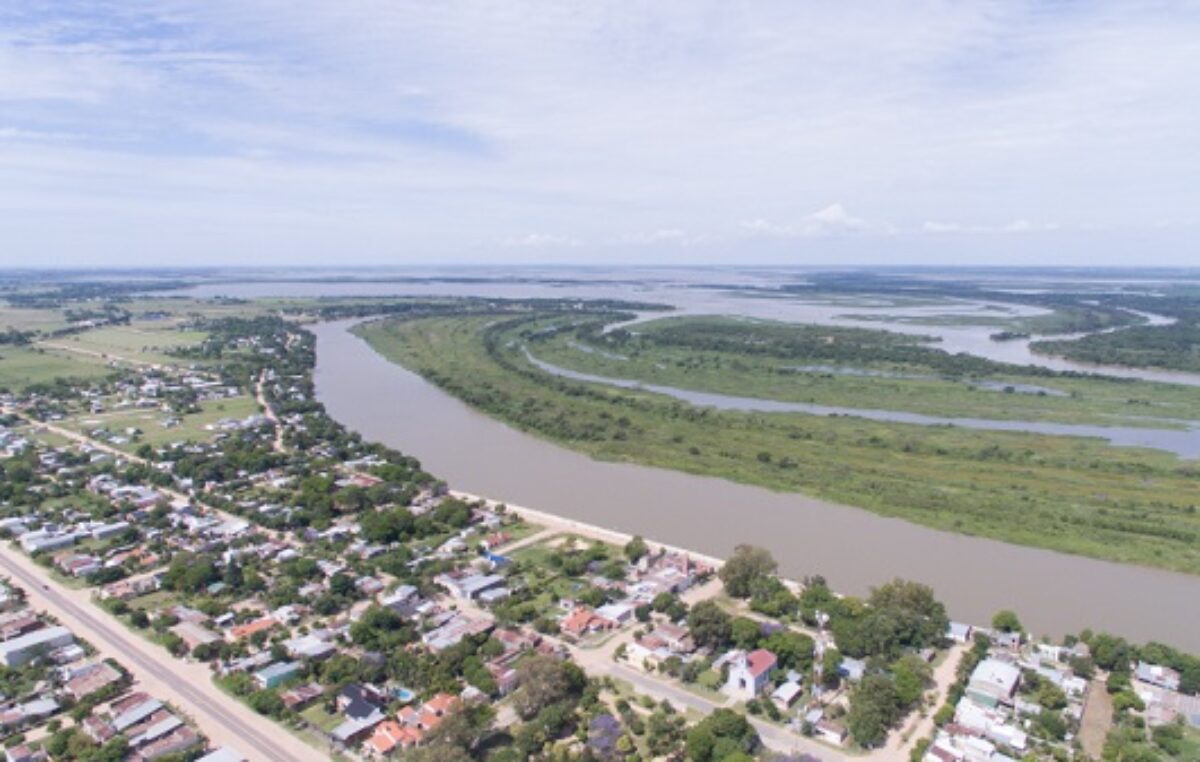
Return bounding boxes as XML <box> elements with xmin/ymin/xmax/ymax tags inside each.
<box><xmin>0</xmin><ymin>549</ymin><xmax>327</xmax><ymax>762</ymax></box>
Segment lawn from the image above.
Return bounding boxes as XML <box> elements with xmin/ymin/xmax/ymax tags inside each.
<box><xmin>0</xmin><ymin>345</ymin><xmax>117</xmax><ymax>390</ymax></box>
<box><xmin>357</xmin><ymin>312</ymin><xmax>1200</xmax><ymax>575</ymax></box>
<box><xmin>45</xmin><ymin>322</ymin><xmax>208</xmax><ymax>365</ymax></box>
<box><xmin>0</xmin><ymin>305</ymin><xmax>72</xmax><ymax>333</ymax></box>
<box><xmin>300</xmin><ymin>703</ymin><xmax>344</xmax><ymax>733</ymax></box>
<box><xmin>63</xmin><ymin>394</ymin><xmax>261</xmax><ymax>449</ymax></box>
<box><xmin>127</xmin><ymin>590</ymin><xmax>180</xmax><ymax>612</ymax></box>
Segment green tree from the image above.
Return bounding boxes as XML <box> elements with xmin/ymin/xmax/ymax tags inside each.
<box><xmin>687</xmin><ymin>601</ymin><xmax>732</xmax><ymax>650</ymax></box>
<box><xmin>991</xmin><ymin>610</ymin><xmax>1023</xmax><ymax>634</ymax></box>
<box><xmin>719</xmin><ymin>545</ymin><xmax>778</xmax><ymax>599</ymax></box>
<box><xmin>625</xmin><ymin>535</ymin><xmax>649</xmax><ymax>562</ymax></box>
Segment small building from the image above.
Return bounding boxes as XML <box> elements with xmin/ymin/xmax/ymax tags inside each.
<box><xmin>815</xmin><ymin>719</ymin><xmax>848</xmax><ymax>746</ymax></box>
<box><xmin>723</xmin><ymin>649</ymin><xmax>777</xmax><ymax>701</ymax></box>
<box><xmin>255</xmin><ymin>661</ymin><xmax>301</xmax><ymax>689</ymax></box>
<box><xmin>838</xmin><ymin>657</ymin><xmax>866</xmax><ymax>683</ymax></box>
<box><xmin>0</xmin><ymin>626</ymin><xmax>74</xmax><ymax>668</ymax></box>
<box><xmin>967</xmin><ymin>659</ymin><xmax>1021</xmax><ymax>708</ymax></box>
<box><xmin>947</xmin><ymin>622</ymin><xmax>974</xmax><ymax>644</ymax></box>
<box><xmin>1136</xmin><ymin>662</ymin><xmax>1182</xmax><ymax>692</ymax></box>
<box><xmin>772</xmin><ymin>680</ymin><xmax>803</xmax><ymax>711</ymax></box>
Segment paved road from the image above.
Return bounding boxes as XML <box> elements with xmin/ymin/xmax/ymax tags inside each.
<box><xmin>0</xmin><ymin>549</ymin><xmax>328</xmax><ymax>762</ymax></box>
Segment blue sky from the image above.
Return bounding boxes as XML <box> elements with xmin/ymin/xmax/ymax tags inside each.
<box><xmin>2</xmin><ymin>1</ymin><xmax>1198</xmax><ymax>267</ymax></box>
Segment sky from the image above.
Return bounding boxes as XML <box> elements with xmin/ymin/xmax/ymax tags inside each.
<box><xmin>2</xmin><ymin>1</ymin><xmax>1199</xmax><ymax>268</ymax></box>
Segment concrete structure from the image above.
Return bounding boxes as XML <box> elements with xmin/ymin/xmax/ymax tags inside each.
<box><xmin>0</xmin><ymin>626</ymin><xmax>74</xmax><ymax>667</ymax></box>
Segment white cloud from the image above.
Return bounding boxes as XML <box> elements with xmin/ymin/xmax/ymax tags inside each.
<box><xmin>741</xmin><ymin>203</ymin><xmax>891</xmax><ymax>238</ymax></box>
<box><xmin>921</xmin><ymin>219</ymin><xmax>1061</xmax><ymax>234</ymax></box>
<box><xmin>502</xmin><ymin>233</ymin><xmax>581</xmax><ymax>248</ymax></box>
<box><xmin>0</xmin><ymin>2</ymin><xmax>1197</xmax><ymax>265</ymax></box>
<box><xmin>617</xmin><ymin>228</ymin><xmax>707</xmax><ymax>246</ymax></box>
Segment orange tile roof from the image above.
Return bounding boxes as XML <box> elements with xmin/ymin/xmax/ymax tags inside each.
<box><xmin>367</xmin><ymin>721</ymin><xmax>406</xmax><ymax>754</ymax></box>
<box><xmin>424</xmin><ymin>693</ymin><xmax>459</xmax><ymax>715</ymax></box>
<box><xmin>229</xmin><ymin>616</ymin><xmax>278</xmax><ymax>639</ymax></box>
<box><xmin>561</xmin><ymin>607</ymin><xmax>595</xmax><ymax>635</ymax></box>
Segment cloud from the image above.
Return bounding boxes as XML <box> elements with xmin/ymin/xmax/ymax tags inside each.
<box><xmin>618</xmin><ymin>228</ymin><xmax>706</xmax><ymax>245</ymax></box>
<box><xmin>0</xmin><ymin>2</ymin><xmax>1198</xmax><ymax>265</ymax></box>
<box><xmin>741</xmin><ymin>203</ymin><xmax>892</xmax><ymax>238</ymax></box>
<box><xmin>502</xmin><ymin>232</ymin><xmax>581</xmax><ymax>248</ymax></box>
<box><xmin>921</xmin><ymin>219</ymin><xmax>1061</xmax><ymax>234</ymax></box>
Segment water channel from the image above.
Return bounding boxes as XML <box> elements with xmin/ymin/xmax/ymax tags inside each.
<box><xmin>312</xmin><ymin>319</ymin><xmax>1200</xmax><ymax>650</ymax></box>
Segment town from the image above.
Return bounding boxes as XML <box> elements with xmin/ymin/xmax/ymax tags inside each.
<box><xmin>1</xmin><ymin>304</ymin><xmax>1198</xmax><ymax>762</ymax></box>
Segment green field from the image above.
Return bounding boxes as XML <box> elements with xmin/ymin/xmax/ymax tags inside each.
<box><xmin>357</xmin><ymin>313</ymin><xmax>1200</xmax><ymax>575</ymax></box>
<box><xmin>62</xmin><ymin>394</ymin><xmax>262</xmax><ymax>449</ymax></box>
<box><xmin>43</xmin><ymin>322</ymin><xmax>209</xmax><ymax>365</ymax></box>
<box><xmin>0</xmin><ymin>345</ymin><xmax>117</xmax><ymax>390</ymax></box>
<box><xmin>527</xmin><ymin>316</ymin><xmax>1200</xmax><ymax>427</ymax></box>
<box><xmin>0</xmin><ymin>305</ymin><xmax>73</xmax><ymax>333</ymax></box>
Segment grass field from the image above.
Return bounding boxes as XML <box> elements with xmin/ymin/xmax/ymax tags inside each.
<box><xmin>358</xmin><ymin>313</ymin><xmax>1200</xmax><ymax>575</ymax></box>
<box><xmin>61</xmin><ymin>394</ymin><xmax>261</xmax><ymax>450</ymax></box>
<box><xmin>0</xmin><ymin>305</ymin><xmax>72</xmax><ymax>333</ymax></box>
<box><xmin>43</xmin><ymin>322</ymin><xmax>208</xmax><ymax>365</ymax></box>
<box><xmin>0</xmin><ymin>345</ymin><xmax>118</xmax><ymax>390</ymax></box>
<box><xmin>529</xmin><ymin>317</ymin><xmax>1200</xmax><ymax>427</ymax></box>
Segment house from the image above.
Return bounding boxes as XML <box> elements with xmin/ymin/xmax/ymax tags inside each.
<box><xmin>723</xmin><ymin>649</ymin><xmax>777</xmax><ymax>701</ymax></box>
<box><xmin>654</xmin><ymin>622</ymin><xmax>695</xmax><ymax>653</ymax></box>
<box><xmin>228</xmin><ymin>616</ymin><xmax>278</xmax><ymax>641</ymax></box>
<box><xmin>0</xmin><ymin>626</ymin><xmax>74</xmax><ymax>667</ymax></box>
<box><xmin>284</xmin><ymin>633</ymin><xmax>337</xmax><ymax>661</ymax></box>
<box><xmin>967</xmin><ymin>659</ymin><xmax>1021</xmax><ymax>708</ymax></box>
<box><xmin>815</xmin><ymin>719</ymin><xmax>848</xmax><ymax>746</ymax></box>
<box><xmin>366</xmin><ymin>720</ymin><xmax>420</xmax><ymax>756</ymax></box>
<box><xmin>594</xmin><ymin>602</ymin><xmax>635</xmax><ymax>626</ymax></box>
<box><xmin>947</xmin><ymin>622</ymin><xmax>974</xmax><ymax>644</ymax></box>
<box><xmin>1136</xmin><ymin>662</ymin><xmax>1182</xmax><ymax>692</ymax></box>
<box><xmin>772</xmin><ymin>680</ymin><xmax>803</xmax><ymax>711</ymax></box>
<box><xmin>560</xmin><ymin>607</ymin><xmax>615</xmax><ymax>638</ymax></box>
<box><xmin>255</xmin><ymin>661</ymin><xmax>301</xmax><ymax>689</ymax></box>
<box><xmin>838</xmin><ymin>656</ymin><xmax>866</xmax><ymax>683</ymax></box>
<box><xmin>486</xmin><ymin>662</ymin><xmax>519</xmax><ymax>695</ymax></box>
<box><xmin>4</xmin><ymin>744</ymin><xmax>45</xmax><ymax>762</ymax></box>
<box><xmin>280</xmin><ymin>683</ymin><xmax>324</xmax><ymax>711</ymax></box>
<box><xmin>338</xmin><ymin>684</ymin><xmax>386</xmax><ymax>720</ymax></box>
<box><xmin>65</xmin><ymin>661</ymin><xmax>122</xmax><ymax>700</ymax></box>
<box><xmin>435</xmin><ymin>571</ymin><xmax>507</xmax><ymax>601</ymax></box>
<box><xmin>171</xmin><ymin>621</ymin><xmax>221</xmax><ymax>651</ymax></box>
<box><xmin>422</xmin><ymin>613</ymin><xmax>494</xmax><ymax>652</ymax></box>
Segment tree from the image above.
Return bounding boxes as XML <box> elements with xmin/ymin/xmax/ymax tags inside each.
<box><xmin>625</xmin><ymin>535</ymin><xmax>649</xmax><ymax>562</ymax></box>
<box><xmin>249</xmin><ymin>689</ymin><xmax>285</xmax><ymax>717</ymax></box>
<box><xmin>511</xmin><ymin>655</ymin><xmax>587</xmax><ymax>720</ymax></box>
<box><xmin>730</xmin><ymin>618</ymin><xmax>762</xmax><ymax>650</ymax></box>
<box><xmin>846</xmin><ymin>674</ymin><xmax>905</xmax><ymax>748</ymax></box>
<box><xmin>763</xmin><ymin>630</ymin><xmax>815</xmax><ymax>673</ymax></box>
<box><xmin>687</xmin><ymin>601</ymin><xmax>732</xmax><ymax>650</ymax></box>
<box><xmin>891</xmin><ymin>654</ymin><xmax>933</xmax><ymax>708</ymax></box>
<box><xmin>424</xmin><ymin>703</ymin><xmax>495</xmax><ymax>753</ymax></box>
<box><xmin>719</xmin><ymin>545</ymin><xmax>777</xmax><ymax>599</ymax></box>
<box><xmin>685</xmin><ymin>708</ymin><xmax>758</xmax><ymax>761</ymax></box>
<box><xmin>991</xmin><ymin>610</ymin><xmax>1023</xmax><ymax>634</ymax></box>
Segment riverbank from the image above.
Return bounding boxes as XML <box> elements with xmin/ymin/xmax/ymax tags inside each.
<box><xmin>312</xmin><ymin>318</ymin><xmax>1200</xmax><ymax>651</ymax></box>
<box><xmin>352</xmin><ymin>313</ymin><xmax>1200</xmax><ymax>576</ymax></box>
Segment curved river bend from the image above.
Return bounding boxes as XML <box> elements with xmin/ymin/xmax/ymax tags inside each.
<box><xmin>313</xmin><ymin>320</ymin><xmax>1200</xmax><ymax>651</ymax></box>
<box><xmin>522</xmin><ymin>348</ymin><xmax>1200</xmax><ymax>458</ymax></box>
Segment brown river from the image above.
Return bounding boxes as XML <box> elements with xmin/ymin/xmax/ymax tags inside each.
<box><xmin>312</xmin><ymin>319</ymin><xmax>1200</xmax><ymax>651</ymax></box>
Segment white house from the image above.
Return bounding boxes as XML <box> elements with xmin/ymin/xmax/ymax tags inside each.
<box><xmin>723</xmin><ymin>649</ymin><xmax>777</xmax><ymax>701</ymax></box>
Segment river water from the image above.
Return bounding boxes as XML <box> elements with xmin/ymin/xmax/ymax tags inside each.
<box><xmin>312</xmin><ymin>319</ymin><xmax>1200</xmax><ymax>651</ymax></box>
<box><xmin>522</xmin><ymin>349</ymin><xmax>1200</xmax><ymax>458</ymax></box>
<box><xmin>174</xmin><ymin>269</ymin><xmax>1200</xmax><ymax>386</ymax></box>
